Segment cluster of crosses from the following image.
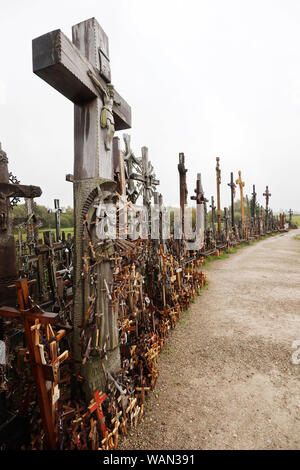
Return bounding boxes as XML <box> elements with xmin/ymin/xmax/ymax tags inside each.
<box><xmin>0</xmin><ymin>17</ymin><xmax>295</xmax><ymax>450</ymax></box>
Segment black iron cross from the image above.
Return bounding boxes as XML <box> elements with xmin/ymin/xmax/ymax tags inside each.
<box><xmin>130</xmin><ymin>147</ymin><xmax>160</xmax><ymax>208</ymax></box>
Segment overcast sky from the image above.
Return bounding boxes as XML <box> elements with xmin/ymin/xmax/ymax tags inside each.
<box><xmin>0</xmin><ymin>0</ymin><xmax>299</xmax><ymax>213</ymax></box>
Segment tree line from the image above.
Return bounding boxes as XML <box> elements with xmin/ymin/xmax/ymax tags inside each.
<box><xmin>11</xmin><ymin>203</ymin><xmax>74</xmax><ymax>229</ymax></box>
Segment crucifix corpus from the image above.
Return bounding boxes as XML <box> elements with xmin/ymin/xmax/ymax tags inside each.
<box><xmin>32</xmin><ymin>17</ymin><xmax>131</xmax><ymax>397</ymax></box>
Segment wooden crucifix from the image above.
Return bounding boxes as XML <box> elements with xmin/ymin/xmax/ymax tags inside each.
<box><xmin>0</xmin><ymin>143</ymin><xmax>42</xmax><ymax>306</ymax></box>
<box><xmin>263</xmin><ymin>186</ymin><xmax>271</xmax><ymax>230</ymax></box>
<box><xmin>33</xmin><ymin>18</ymin><xmax>131</xmax><ymax>394</ymax></box>
<box><xmin>0</xmin><ymin>278</ymin><xmax>58</xmax><ymax>449</ymax></box>
<box><xmin>227</xmin><ymin>172</ymin><xmax>236</xmax><ymax>230</ymax></box>
<box><xmin>190</xmin><ymin>173</ymin><xmax>206</xmax><ymax>245</ymax></box>
<box><xmin>216</xmin><ymin>157</ymin><xmax>221</xmax><ymax>236</ymax></box>
<box><xmin>88</xmin><ymin>390</ymin><xmax>108</xmax><ymax>439</ymax></box>
<box><xmin>251</xmin><ymin>185</ymin><xmax>257</xmax><ymax>220</ymax></box>
<box><xmin>210</xmin><ymin>196</ymin><xmax>216</xmax><ymax>238</ymax></box>
<box><xmin>236</xmin><ymin>170</ymin><xmax>245</xmax><ymax>229</ymax></box>
<box><xmin>178</xmin><ymin>152</ymin><xmax>188</xmax><ymax>234</ymax></box>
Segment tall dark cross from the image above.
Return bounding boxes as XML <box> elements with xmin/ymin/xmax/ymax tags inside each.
<box><xmin>236</xmin><ymin>171</ymin><xmax>245</xmax><ymax>229</ymax></box>
<box><xmin>130</xmin><ymin>147</ymin><xmax>160</xmax><ymax>208</ymax></box>
<box><xmin>178</xmin><ymin>153</ymin><xmax>188</xmax><ymax>234</ymax></box>
<box><xmin>191</xmin><ymin>172</ymin><xmax>207</xmax><ymax>230</ymax></box>
<box><xmin>227</xmin><ymin>172</ymin><xmax>236</xmax><ymax>230</ymax></box>
<box><xmin>130</xmin><ymin>147</ymin><xmax>159</xmax><ymax>236</ymax></box>
<box><xmin>0</xmin><ymin>143</ymin><xmax>42</xmax><ymax>306</ymax></box>
<box><xmin>49</xmin><ymin>199</ymin><xmax>62</xmax><ymax>242</ymax></box>
<box><xmin>251</xmin><ymin>184</ymin><xmax>257</xmax><ymax>219</ymax></box>
<box><xmin>123</xmin><ymin>134</ymin><xmax>139</xmax><ymax>203</ymax></box>
<box><xmin>216</xmin><ymin>157</ymin><xmax>222</xmax><ymax>236</ymax></box>
<box><xmin>33</xmin><ymin>18</ymin><xmax>131</xmax><ymax>395</ymax></box>
<box><xmin>210</xmin><ymin>196</ymin><xmax>216</xmax><ymax>238</ymax></box>
<box><xmin>263</xmin><ymin>186</ymin><xmax>271</xmax><ymax>229</ymax></box>
<box><xmin>222</xmin><ymin>207</ymin><xmax>230</xmax><ymax>241</ymax></box>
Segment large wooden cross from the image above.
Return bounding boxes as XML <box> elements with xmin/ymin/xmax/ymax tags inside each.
<box><xmin>227</xmin><ymin>172</ymin><xmax>236</xmax><ymax>230</ymax></box>
<box><xmin>32</xmin><ymin>18</ymin><xmax>131</xmax><ymax>391</ymax></box>
<box><xmin>33</xmin><ymin>17</ymin><xmax>131</xmax><ymax>181</ymax></box>
<box><xmin>236</xmin><ymin>170</ymin><xmax>245</xmax><ymax>228</ymax></box>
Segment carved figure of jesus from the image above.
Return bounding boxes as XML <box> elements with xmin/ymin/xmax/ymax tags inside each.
<box><xmin>87</xmin><ymin>70</ymin><xmax>120</xmax><ymax>151</ymax></box>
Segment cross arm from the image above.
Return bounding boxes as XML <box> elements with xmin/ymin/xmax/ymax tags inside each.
<box><xmin>0</xmin><ymin>183</ymin><xmax>42</xmax><ymax>198</ymax></box>
<box><xmin>32</xmin><ymin>29</ymin><xmax>131</xmax><ymax>130</ymax></box>
<box><xmin>0</xmin><ymin>306</ymin><xmax>57</xmax><ymax>324</ymax></box>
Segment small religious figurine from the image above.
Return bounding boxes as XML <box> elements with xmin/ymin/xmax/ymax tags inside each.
<box><xmin>87</xmin><ymin>70</ymin><xmax>120</xmax><ymax>151</ymax></box>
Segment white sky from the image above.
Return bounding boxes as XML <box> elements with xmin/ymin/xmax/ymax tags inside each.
<box><xmin>0</xmin><ymin>0</ymin><xmax>299</xmax><ymax>213</ymax></box>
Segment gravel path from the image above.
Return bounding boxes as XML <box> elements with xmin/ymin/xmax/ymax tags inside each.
<box><xmin>119</xmin><ymin>230</ymin><xmax>300</xmax><ymax>450</ymax></box>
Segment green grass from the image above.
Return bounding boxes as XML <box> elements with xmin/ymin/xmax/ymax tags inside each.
<box><xmin>292</xmin><ymin>216</ymin><xmax>300</xmax><ymax>226</ymax></box>
<box><xmin>14</xmin><ymin>227</ymin><xmax>74</xmax><ymax>241</ymax></box>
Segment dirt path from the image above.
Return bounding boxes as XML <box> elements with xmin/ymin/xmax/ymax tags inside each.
<box><xmin>119</xmin><ymin>230</ymin><xmax>300</xmax><ymax>450</ymax></box>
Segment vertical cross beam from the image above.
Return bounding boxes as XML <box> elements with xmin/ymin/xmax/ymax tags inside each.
<box><xmin>216</xmin><ymin>158</ymin><xmax>221</xmax><ymax>236</ymax></box>
<box><xmin>210</xmin><ymin>196</ymin><xmax>216</xmax><ymax>238</ymax></box>
<box><xmin>263</xmin><ymin>186</ymin><xmax>271</xmax><ymax>230</ymax></box>
<box><xmin>227</xmin><ymin>172</ymin><xmax>236</xmax><ymax>230</ymax></box>
<box><xmin>251</xmin><ymin>185</ymin><xmax>257</xmax><ymax>220</ymax></box>
<box><xmin>178</xmin><ymin>153</ymin><xmax>188</xmax><ymax>234</ymax></box>
<box><xmin>236</xmin><ymin>170</ymin><xmax>245</xmax><ymax>229</ymax></box>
